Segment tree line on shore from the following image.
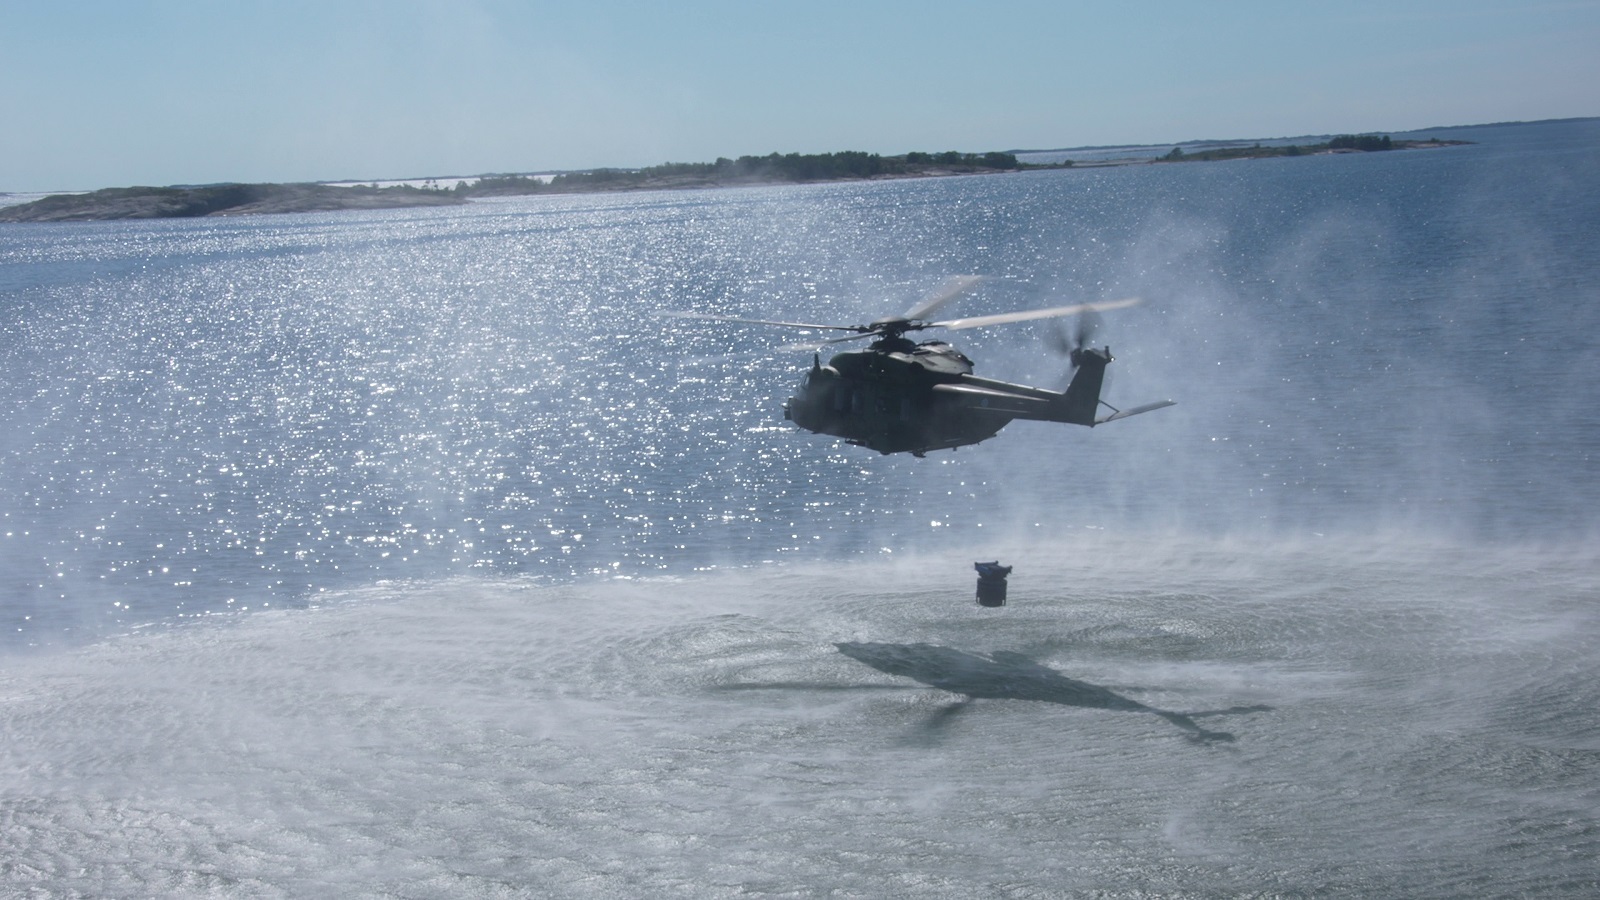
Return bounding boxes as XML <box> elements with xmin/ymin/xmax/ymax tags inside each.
<box><xmin>0</xmin><ymin>150</ymin><xmax>1022</xmax><ymax>221</ymax></box>
<box><xmin>6</xmin><ymin>135</ymin><xmax>1466</xmax><ymax>222</ymax></box>
<box><xmin>1160</xmin><ymin>133</ymin><xmax>1416</xmax><ymax>162</ymax></box>
<box><xmin>464</xmin><ymin>150</ymin><xmax>1020</xmax><ymax>195</ymax></box>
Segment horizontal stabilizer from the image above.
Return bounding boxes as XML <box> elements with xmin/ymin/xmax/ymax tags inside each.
<box><xmin>1096</xmin><ymin>400</ymin><xmax>1176</xmax><ymax>424</ymax></box>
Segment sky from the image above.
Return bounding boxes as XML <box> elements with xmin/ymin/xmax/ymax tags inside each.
<box><xmin>2</xmin><ymin>0</ymin><xmax>1597</xmax><ymax>192</ymax></box>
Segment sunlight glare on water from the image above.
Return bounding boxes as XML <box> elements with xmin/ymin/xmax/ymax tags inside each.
<box><xmin>1</xmin><ymin>120</ymin><xmax>1599</xmax><ymax>897</ymax></box>
<box><xmin>6</xmin><ymin>131</ymin><xmax>1596</xmax><ymax>645</ymax></box>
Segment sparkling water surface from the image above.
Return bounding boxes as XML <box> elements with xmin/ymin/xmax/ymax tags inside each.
<box><xmin>2</xmin><ymin>120</ymin><xmax>1598</xmax><ymax>896</ymax></box>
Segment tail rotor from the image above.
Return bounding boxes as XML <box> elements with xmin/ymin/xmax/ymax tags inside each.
<box><xmin>1048</xmin><ymin>308</ymin><xmax>1106</xmax><ymax>383</ymax></box>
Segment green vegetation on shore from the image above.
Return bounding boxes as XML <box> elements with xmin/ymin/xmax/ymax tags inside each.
<box><xmin>0</xmin><ymin>150</ymin><xmax>1020</xmax><ymax>222</ymax></box>
<box><xmin>1157</xmin><ymin>133</ymin><xmax>1460</xmax><ymax>163</ymax></box>
<box><xmin>469</xmin><ymin>150</ymin><xmax>1020</xmax><ymax>195</ymax></box>
<box><xmin>0</xmin><ymin>181</ymin><xmax>463</xmax><ymax>223</ymax></box>
<box><xmin>0</xmin><ymin>135</ymin><xmax>1468</xmax><ymax>222</ymax></box>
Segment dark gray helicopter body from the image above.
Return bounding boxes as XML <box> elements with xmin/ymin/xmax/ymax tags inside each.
<box><xmin>785</xmin><ymin>339</ymin><xmax>1127</xmax><ymax>456</ymax></box>
<box><xmin>670</xmin><ymin>276</ymin><xmax>1173</xmax><ymax>457</ymax></box>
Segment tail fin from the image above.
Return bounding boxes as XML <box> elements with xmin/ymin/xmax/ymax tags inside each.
<box><xmin>1058</xmin><ymin>347</ymin><xmax>1112</xmax><ymax>426</ymax></box>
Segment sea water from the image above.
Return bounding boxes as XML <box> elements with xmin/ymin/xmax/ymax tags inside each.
<box><xmin>1</xmin><ymin>120</ymin><xmax>1597</xmax><ymax>896</ymax></box>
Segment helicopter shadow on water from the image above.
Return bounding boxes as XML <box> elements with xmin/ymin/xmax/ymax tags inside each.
<box><xmin>829</xmin><ymin>642</ymin><xmax>1272</xmax><ymax>745</ymax></box>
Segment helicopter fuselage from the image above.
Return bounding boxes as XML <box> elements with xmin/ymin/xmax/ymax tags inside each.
<box><xmin>665</xmin><ymin>277</ymin><xmax>1172</xmax><ymax>456</ymax></box>
<box><xmin>783</xmin><ymin>338</ymin><xmax>1110</xmax><ymax>456</ymax></box>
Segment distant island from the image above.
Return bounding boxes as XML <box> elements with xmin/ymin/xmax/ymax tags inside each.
<box><xmin>0</xmin><ymin>181</ymin><xmax>465</xmax><ymax>223</ymax></box>
<box><xmin>472</xmin><ymin>149</ymin><xmax>1021</xmax><ymax>197</ymax></box>
<box><xmin>1152</xmin><ymin>133</ymin><xmax>1466</xmax><ymax>163</ymax></box>
<box><xmin>0</xmin><ymin>135</ymin><xmax>1465</xmax><ymax>222</ymax></box>
<box><xmin>0</xmin><ymin>151</ymin><xmax>1023</xmax><ymax>222</ymax></box>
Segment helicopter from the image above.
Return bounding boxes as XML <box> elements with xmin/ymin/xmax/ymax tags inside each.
<box><xmin>667</xmin><ymin>275</ymin><xmax>1174</xmax><ymax>457</ymax></box>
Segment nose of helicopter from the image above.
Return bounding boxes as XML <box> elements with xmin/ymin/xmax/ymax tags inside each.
<box><xmin>784</xmin><ymin>363</ymin><xmax>838</xmax><ymax>431</ymax></box>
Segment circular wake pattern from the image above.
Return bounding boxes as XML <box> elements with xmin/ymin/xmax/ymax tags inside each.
<box><xmin>3</xmin><ymin>537</ymin><xmax>1596</xmax><ymax>897</ymax></box>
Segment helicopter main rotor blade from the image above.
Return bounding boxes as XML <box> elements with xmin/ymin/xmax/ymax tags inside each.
<box><xmin>658</xmin><ymin>311</ymin><xmax>867</xmax><ymax>332</ymax></box>
<box><xmin>928</xmin><ymin>296</ymin><xmax>1141</xmax><ymax>331</ymax></box>
<box><xmin>777</xmin><ymin>332</ymin><xmax>877</xmax><ymax>352</ymax></box>
<box><xmin>900</xmin><ymin>275</ymin><xmax>986</xmax><ymax>322</ymax></box>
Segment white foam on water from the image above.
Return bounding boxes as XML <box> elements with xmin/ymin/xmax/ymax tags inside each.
<box><xmin>4</xmin><ymin>535</ymin><xmax>1596</xmax><ymax>897</ymax></box>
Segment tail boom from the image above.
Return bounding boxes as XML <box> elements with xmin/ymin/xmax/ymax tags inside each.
<box><xmin>938</xmin><ymin>346</ymin><xmax>1173</xmax><ymax>428</ymax></box>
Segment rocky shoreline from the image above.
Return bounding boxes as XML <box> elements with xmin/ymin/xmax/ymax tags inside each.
<box><xmin>1</xmin><ymin>136</ymin><xmax>1471</xmax><ymax>223</ymax></box>
<box><xmin>0</xmin><ymin>182</ymin><xmax>465</xmax><ymax>223</ymax></box>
